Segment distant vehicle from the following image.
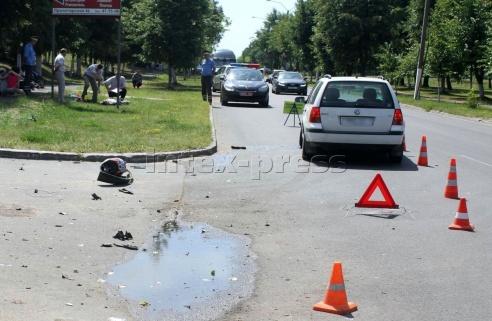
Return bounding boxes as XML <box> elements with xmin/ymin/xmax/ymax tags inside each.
<box><xmin>271</xmin><ymin>71</ymin><xmax>307</xmax><ymax>95</ymax></box>
<box><xmin>297</xmin><ymin>76</ymin><xmax>405</xmax><ymax>162</ymax></box>
<box><xmin>220</xmin><ymin>68</ymin><xmax>269</xmax><ymax>107</ymax></box>
<box><xmin>212</xmin><ymin>63</ymin><xmax>260</xmax><ymax>92</ymax></box>
<box><xmin>195</xmin><ymin>65</ymin><xmax>203</xmax><ymax>75</ymax></box>
<box><xmin>266</xmin><ymin>69</ymin><xmax>285</xmax><ymax>83</ymax></box>
<box><xmin>212</xmin><ymin>49</ymin><xmax>236</xmax><ymax>68</ymax></box>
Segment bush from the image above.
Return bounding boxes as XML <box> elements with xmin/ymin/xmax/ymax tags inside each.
<box><xmin>467</xmin><ymin>88</ymin><xmax>479</xmax><ymax>109</ymax></box>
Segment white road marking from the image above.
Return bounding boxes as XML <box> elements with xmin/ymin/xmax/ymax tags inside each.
<box><xmin>461</xmin><ymin>155</ymin><xmax>492</xmax><ymax>168</ymax></box>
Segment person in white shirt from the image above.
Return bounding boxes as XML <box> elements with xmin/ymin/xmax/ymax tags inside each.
<box><xmin>53</xmin><ymin>48</ymin><xmax>67</xmax><ymax>103</ymax></box>
<box><xmin>103</xmin><ymin>73</ymin><xmax>127</xmax><ymax>100</ymax></box>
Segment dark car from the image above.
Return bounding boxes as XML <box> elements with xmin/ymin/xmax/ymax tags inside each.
<box><xmin>272</xmin><ymin>71</ymin><xmax>308</xmax><ymax>95</ymax></box>
<box><xmin>220</xmin><ymin>68</ymin><xmax>269</xmax><ymax>107</ymax></box>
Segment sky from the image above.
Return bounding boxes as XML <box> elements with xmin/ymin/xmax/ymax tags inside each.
<box><xmin>216</xmin><ymin>0</ymin><xmax>298</xmax><ymax>58</ymax></box>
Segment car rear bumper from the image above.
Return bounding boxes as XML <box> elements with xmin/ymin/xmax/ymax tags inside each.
<box><xmin>305</xmin><ymin>130</ymin><xmax>404</xmax><ymax>146</ymax></box>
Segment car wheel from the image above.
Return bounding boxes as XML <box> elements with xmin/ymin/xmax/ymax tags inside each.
<box><xmin>388</xmin><ymin>143</ymin><xmax>404</xmax><ymax>163</ymax></box>
<box><xmin>220</xmin><ymin>95</ymin><xmax>228</xmax><ymax>106</ymax></box>
<box><xmin>301</xmin><ymin>130</ymin><xmax>316</xmax><ymax>161</ymax></box>
<box><xmin>260</xmin><ymin>98</ymin><xmax>269</xmax><ymax>107</ymax></box>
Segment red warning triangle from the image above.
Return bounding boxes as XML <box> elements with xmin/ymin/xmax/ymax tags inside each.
<box><xmin>355</xmin><ymin>174</ymin><xmax>399</xmax><ymax>209</ymax></box>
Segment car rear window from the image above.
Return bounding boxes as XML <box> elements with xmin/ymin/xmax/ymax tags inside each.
<box><xmin>321</xmin><ymin>81</ymin><xmax>395</xmax><ymax>108</ymax></box>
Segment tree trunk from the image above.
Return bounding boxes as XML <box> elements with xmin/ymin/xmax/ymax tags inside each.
<box><xmin>473</xmin><ymin>66</ymin><xmax>485</xmax><ymax>98</ymax></box>
<box><xmin>440</xmin><ymin>76</ymin><xmax>446</xmax><ymax>93</ymax></box>
<box><xmin>168</xmin><ymin>66</ymin><xmax>173</xmax><ymax>89</ymax></box>
<box><xmin>446</xmin><ymin>75</ymin><xmax>452</xmax><ymax>90</ymax></box>
<box><xmin>422</xmin><ymin>75</ymin><xmax>429</xmax><ymax>88</ymax></box>
<box><xmin>76</xmin><ymin>55</ymin><xmax>82</xmax><ymax>77</ymax></box>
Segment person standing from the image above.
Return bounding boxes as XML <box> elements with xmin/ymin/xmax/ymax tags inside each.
<box><xmin>82</xmin><ymin>63</ymin><xmax>104</xmax><ymax>103</ymax></box>
<box><xmin>200</xmin><ymin>52</ymin><xmax>215</xmax><ymax>105</ymax></box>
<box><xmin>53</xmin><ymin>48</ymin><xmax>67</xmax><ymax>103</ymax></box>
<box><xmin>22</xmin><ymin>36</ymin><xmax>38</xmax><ymax>95</ymax></box>
<box><xmin>104</xmin><ymin>72</ymin><xmax>127</xmax><ymax>101</ymax></box>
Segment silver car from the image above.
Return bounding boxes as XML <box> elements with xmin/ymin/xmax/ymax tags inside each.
<box><xmin>297</xmin><ymin>76</ymin><xmax>405</xmax><ymax>163</ymax></box>
<box><xmin>212</xmin><ymin>65</ymin><xmax>236</xmax><ymax>92</ymax></box>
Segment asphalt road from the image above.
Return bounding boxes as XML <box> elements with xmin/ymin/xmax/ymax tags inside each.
<box><xmin>180</xmin><ymin>87</ymin><xmax>492</xmax><ymax>321</ymax></box>
<box><xmin>1</xmin><ymin>85</ymin><xmax>491</xmax><ymax>321</ymax></box>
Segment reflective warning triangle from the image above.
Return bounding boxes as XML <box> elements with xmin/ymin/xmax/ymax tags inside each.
<box><xmin>355</xmin><ymin>174</ymin><xmax>399</xmax><ymax>209</ymax></box>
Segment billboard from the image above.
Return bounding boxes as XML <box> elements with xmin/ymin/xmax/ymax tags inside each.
<box><xmin>52</xmin><ymin>0</ymin><xmax>121</xmax><ymax>18</ymax></box>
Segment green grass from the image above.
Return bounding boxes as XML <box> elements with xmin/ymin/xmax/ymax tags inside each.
<box><xmin>0</xmin><ymin>74</ymin><xmax>212</xmax><ymax>153</ymax></box>
<box><xmin>394</xmin><ymin>78</ymin><xmax>492</xmax><ymax>119</ymax></box>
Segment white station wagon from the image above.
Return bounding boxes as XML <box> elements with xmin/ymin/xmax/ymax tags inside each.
<box><xmin>296</xmin><ymin>76</ymin><xmax>405</xmax><ymax>163</ymax></box>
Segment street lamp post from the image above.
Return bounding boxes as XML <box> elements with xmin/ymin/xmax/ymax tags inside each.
<box><xmin>266</xmin><ymin>0</ymin><xmax>289</xmax><ymax>14</ymax></box>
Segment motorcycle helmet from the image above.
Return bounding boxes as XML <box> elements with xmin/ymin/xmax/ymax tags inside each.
<box><xmin>97</xmin><ymin>158</ymin><xmax>134</xmax><ymax>185</ymax></box>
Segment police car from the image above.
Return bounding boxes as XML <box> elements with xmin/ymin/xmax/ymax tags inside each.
<box><xmin>212</xmin><ymin>63</ymin><xmax>260</xmax><ymax>92</ymax></box>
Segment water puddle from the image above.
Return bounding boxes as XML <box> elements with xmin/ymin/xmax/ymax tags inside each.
<box><xmin>106</xmin><ymin>220</ymin><xmax>255</xmax><ymax>321</ymax></box>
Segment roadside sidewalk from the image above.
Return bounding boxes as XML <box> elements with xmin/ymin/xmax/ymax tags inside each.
<box><xmin>0</xmin><ymin>158</ymin><xmax>186</xmax><ymax>321</ymax></box>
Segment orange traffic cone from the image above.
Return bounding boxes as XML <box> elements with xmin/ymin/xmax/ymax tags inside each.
<box><xmin>449</xmin><ymin>198</ymin><xmax>474</xmax><ymax>231</ymax></box>
<box><xmin>444</xmin><ymin>158</ymin><xmax>458</xmax><ymax>199</ymax></box>
<box><xmin>402</xmin><ymin>135</ymin><xmax>407</xmax><ymax>152</ymax></box>
<box><xmin>417</xmin><ymin>136</ymin><xmax>428</xmax><ymax>166</ymax></box>
<box><xmin>313</xmin><ymin>262</ymin><xmax>357</xmax><ymax>315</ymax></box>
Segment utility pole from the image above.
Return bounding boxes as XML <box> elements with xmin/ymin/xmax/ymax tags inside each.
<box><xmin>414</xmin><ymin>0</ymin><xmax>431</xmax><ymax>99</ymax></box>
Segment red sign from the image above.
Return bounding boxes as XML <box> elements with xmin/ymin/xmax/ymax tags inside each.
<box><xmin>355</xmin><ymin>174</ymin><xmax>399</xmax><ymax>209</ymax></box>
<box><xmin>52</xmin><ymin>0</ymin><xmax>121</xmax><ymax>17</ymax></box>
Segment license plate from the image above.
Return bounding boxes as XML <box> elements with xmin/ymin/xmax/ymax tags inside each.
<box><xmin>340</xmin><ymin>117</ymin><xmax>374</xmax><ymax>126</ymax></box>
<box><xmin>239</xmin><ymin>92</ymin><xmax>253</xmax><ymax>96</ymax></box>
<box><xmin>288</xmin><ymin>86</ymin><xmax>297</xmax><ymax>89</ymax></box>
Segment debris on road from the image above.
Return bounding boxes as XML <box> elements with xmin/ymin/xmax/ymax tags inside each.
<box><xmin>92</xmin><ymin>193</ymin><xmax>102</xmax><ymax>200</ymax></box>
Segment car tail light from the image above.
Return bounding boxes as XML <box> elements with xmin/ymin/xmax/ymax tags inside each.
<box><xmin>392</xmin><ymin>109</ymin><xmax>403</xmax><ymax>125</ymax></box>
<box><xmin>309</xmin><ymin>107</ymin><xmax>321</xmax><ymax>123</ymax></box>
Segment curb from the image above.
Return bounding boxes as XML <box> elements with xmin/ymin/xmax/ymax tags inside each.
<box><xmin>0</xmin><ymin>105</ymin><xmax>217</xmax><ymax>163</ymax></box>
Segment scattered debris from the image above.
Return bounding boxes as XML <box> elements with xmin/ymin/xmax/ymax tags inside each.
<box><xmin>113</xmin><ymin>231</ymin><xmax>133</xmax><ymax>241</ymax></box>
<box><xmin>62</xmin><ymin>274</ymin><xmax>74</xmax><ymax>280</ymax></box>
<box><xmin>55</xmin><ymin>225</ymin><xmax>63</xmax><ymax>227</ymax></box>
<box><xmin>211</xmin><ymin>270</ymin><xmax>215</xmax><ymax>276</ymax></box>
<box><xmin>34</xmin><ymin>189</ymin><xmax>38</xmax><ymax>193</ymax></box>
<box><xmin>130</xmin><ymin>165</ymin><xmax>146</xmax><ymax>169</ymax></box>
<box><xmin>113</xmin><ymin>243</ymin><xmax>138</xmax><ymax>251</ymax></box>
<box><xmin>184</xmin><ymin>305</ymin><xmax>191</xmax><ymax>309</ymax></box>
<box><xmin>231</xmin><ymin>146</ymin><xmax>246</xmax><ymax>149</ymax></box>
<box><xmin>139</xmin><ymin>301</ymin><xmax>149</xmax><ymax>306</ymax></box>
<box><xmin>66</xmin><ymin>303</ymin><xmax>73</xmax><ymax>306</ymax></box>
<box><xmin>118</xmin><ymin>188</ymin><xmax>134</xmax><ymax>195</ymax></box>
<box><xmin>29</xmin><ymin>115</ymin><xmax>36</xmax><ymax>122</ymax></box>
<box><xmin>59</xmin><ymin>212</ymin><xmax>67</xmax><ymax>215</ymax></box>
<box><xmin>92</xmin><ymin>193</ymin><xmax>102</xmax><ymax>200</ymax></box>
<box><xmin>19</xmin><ymin>167</ymin><xmax>24</xmax><ymax>171</ymax></box>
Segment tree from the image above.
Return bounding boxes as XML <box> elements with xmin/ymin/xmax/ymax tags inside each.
<box><xmin>291</xmin><ymin>0</ymin><xmax>317</xmax><ymax>75</ymax></box>
<box><xmin>125</xmin><ymin>0</ymin><xmax>228</xmax><ymax>88</ymax></box>
<box><xmin>314</xmin><ymin>0</ymin><xmax>407</xmax><ymax>76</ymax></box>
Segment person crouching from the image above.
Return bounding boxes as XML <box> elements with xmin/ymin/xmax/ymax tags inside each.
<box><xmin>104</xmin><ymin>72</ymin><xmax>127</xmax><ymax>101</ymax></box>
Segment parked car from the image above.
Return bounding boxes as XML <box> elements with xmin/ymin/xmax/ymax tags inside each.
<box><xmin>212</xmin><ymin>65</ymin><xmax>236</xmax><ymax>92</ymax></box>
<box><xmin>266</xmin><ymin>69</ymin><xmax>285</xmax><ymax>83</ymax></box>
<box><xmin>195</xmin><ymin>65</ymin><xmax>203</xmax><ymax>75</ymax></box>
<box><xmin>297</xmin><ymin>76</ymin><xmax>405</xmax><ymax>162</ymax></box>
<box><xmin>220</xmin><ymin>68</ymin><xmax>269</xmax><ymax>107</ymax></box>
<box><xmin>271</xmin><ymin>71</ymin><xmax>307</xmax><ymax>95</ymax></box>
<box><xmin>259</xmin><ymin>67</ymin><xmax>272</xmax><ymax>75</ymax></box>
